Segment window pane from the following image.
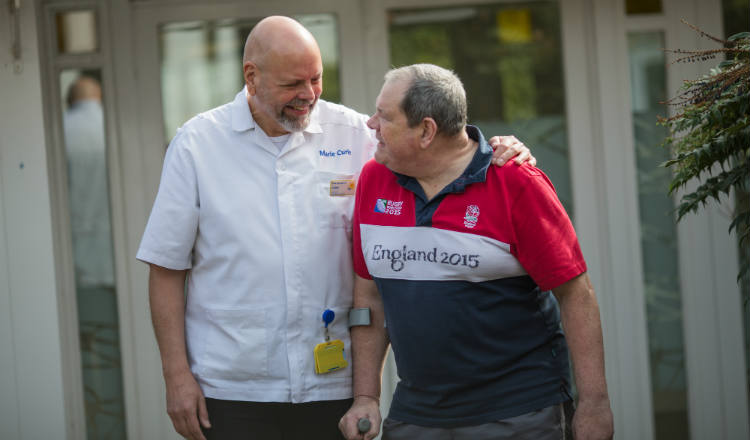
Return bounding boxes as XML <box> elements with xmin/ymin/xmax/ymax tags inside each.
<box><xmin>56</xmin><ymin>10</ymin><xmax>99</xmax><ymax>54</ymax></box>
<box><xmin>722</xmin><ymin>0</ymin><xmax>750</xmax><ymax>38</ymax></box>
<box><xmin>722</xmin><ymin>0</ymin><xmax>750</xmax><ymax>418</ymax></box>
<box><xmin>627</xmin><ymin>31</ymin><xmax>690</xmax><ymax>440</ymax></box>
<box><xmin>60</xmin><ymin>69</ymin><xmax>126</xmax><ymax>439</ymax></box>
<box><xmin>389</xmin><ymin>1</ymin><xmax>572</xmax><ymax>217</ymax></box>
<box><xmin>159</xmin><ymin>14</ymin><xmax>340</xmax><ymax>143</ymax></box>
<box><xmin>626</xmin><ymin>0</ymin><xmax>663</xmax><ymax>15</ymax></box>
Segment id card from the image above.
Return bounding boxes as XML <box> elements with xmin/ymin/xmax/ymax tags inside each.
<box><xmin>329</xmin><ymin>180</ymin><xmax>356</xmax><ymax>197</ymax></box>
<box><xmin>313</xmin><ymin>339</ymin><xmax>348</xmax><ymax>374</ymax></box>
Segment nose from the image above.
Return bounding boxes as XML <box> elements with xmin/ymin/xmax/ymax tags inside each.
<box><xmin>366</xmin><ymin>114</ymin><xmax>378</xmax><ymax>130</ymax></box>
<box><xmin>298</xmin><ymin>81</ymin><xmax>316</xmax><ymax>101</ymax></box>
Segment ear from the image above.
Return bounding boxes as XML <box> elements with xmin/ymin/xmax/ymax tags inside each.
<box><xmin>243</xmin><ymin>61</ymin><xmax>259</xmax><ymax>96</ymax></box>
<box><xmin>418</xmin><ymin>118</ymin><xmax>438</xmax><ymax>149</ymax></box>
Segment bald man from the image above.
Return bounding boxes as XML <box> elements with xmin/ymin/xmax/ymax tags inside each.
<box><xmin>64</xmin><ymin>74</ymin><xmax>116</xmax><ymax>319</ymax></box>
<box><xmin>137</xmin><ymin>16</ymin><xmax>532</xmax><ymax>440</ymax></box>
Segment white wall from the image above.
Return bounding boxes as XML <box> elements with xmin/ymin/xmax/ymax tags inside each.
<box><xmin>0</xmin><ymin>2</ymin><xmax>69</xmax><ymax>439</ymax></box>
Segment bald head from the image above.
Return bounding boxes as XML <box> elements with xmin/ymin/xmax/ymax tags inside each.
<box><xmin>67</xmin><ymin>75</ymin><xmax>102</xmax><ymax>107</ymax></box>
<box><xmin>241</xmin><ymin>16</ymin><xmax>324</xmax><ymax>136</ymax></box>
<box><xmin>243</xmin><ymin>16</ymin><xmax>321</xmax><ymax>67</ymax></box>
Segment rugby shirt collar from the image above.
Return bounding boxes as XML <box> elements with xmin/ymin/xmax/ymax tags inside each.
<box><xmin>394</xmin><ymin>124</ymin><xmax>492</xmax><ymax>198</ymax></box>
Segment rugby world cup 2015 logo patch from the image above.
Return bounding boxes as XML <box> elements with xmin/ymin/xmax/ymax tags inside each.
<box><xmin>464</xmin><ymin>204</ymin><xmax>480</xmax><ymax>228</ymax></box>
<box><xmin>374</xmin><ymin>199</ymin><xmax>403</xmax><ymax>215</ymax></box>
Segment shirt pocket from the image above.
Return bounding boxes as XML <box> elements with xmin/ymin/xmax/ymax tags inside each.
<box><xmin>314</xmin><ymin>171</ymin><xmax>356</xmax><ymax>229</ymax></box>
<box><xmin>197</xmin><ymin>308</ymin><xmax>268</xmax><ymax>381</ymax></box>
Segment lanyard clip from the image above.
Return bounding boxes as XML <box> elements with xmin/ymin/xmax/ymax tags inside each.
<box><xmin>322</xmin><ymin>309</ymin><xmax>335</xmax><ymax>342</ymax></box>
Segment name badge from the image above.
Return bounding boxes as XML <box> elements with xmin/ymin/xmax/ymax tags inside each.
<box><xmin>329</xmin><ymin>179</ymin><xmax>356</xmax><ymax>197</ymax></box>
<box><xmin>313</xmin><ymin>340</ymin><xmax>348</xmax><ymax>374</ymax></box>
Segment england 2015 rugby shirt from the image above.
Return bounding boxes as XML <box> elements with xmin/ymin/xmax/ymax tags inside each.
<box><xmin>352</xmin><ymin>126</ymin><xmax>586</xmax><ymax>428</ymax></box>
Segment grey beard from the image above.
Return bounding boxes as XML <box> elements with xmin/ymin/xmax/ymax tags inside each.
<box><xmin>277</xmin><ymin>98</ymin><xmax>315</xmax><ymax>132</ymax></box>
<box><xmin>278</xmin><ymin>112</ymin><xmax>310</xmax><ymax>132</ymax></box>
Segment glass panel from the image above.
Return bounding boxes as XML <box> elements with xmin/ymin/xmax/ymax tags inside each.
<box><xmin>389</xmin><ymin>1</ymin><xmax>572</xmax><ymax>217</ymax></box>
<box><xmin>56</xmin><ymin>10</ymin><xmax>99</xmax><ymax>54</ymax></box>
<box><xmin>722</xmin><ymin>0</ymin><xmax>750</xmax><ymax>417</ymax></box>
<box><xmin>722</xmin><ymin>0</ymin><xmax>749</xmax><ymax>38</ymax></box>
<box><xmin>627</xmin><ymin>32</ymin><xmax>690</xmax><ymax>440</ymax></box>
<box><xmin>60</xmin><ymin>69</ymin><xmax>126</xmax><ymax>440</ymax></box>
<box><xmin>159</xmin><ymin>14</ymin><xmax>341</xmax><ymax>143</ymax></box>
<box><xmin>626</xmin><ymin>0</ymin><xmax>663</xmax><ymax>15</ymax></box>
<box><xmin>739</xmin><ymin>183</ymin><xmax>750</xmax><ymax>420</ymax></box>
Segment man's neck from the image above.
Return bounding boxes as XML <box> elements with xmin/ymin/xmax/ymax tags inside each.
<box><xmin>416</xmin><ymin>131</ymin><xmax>478</xmax><ymax>200</ymax></box>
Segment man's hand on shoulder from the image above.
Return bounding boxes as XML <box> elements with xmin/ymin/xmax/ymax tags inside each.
<box><xmin>572</xmin><ymin>395</ymin><xmax>614</xmax><ymax>440</ymax></box>
<box><xmin>165</xmin><ymin>368</ymin><xmax>211</xmax><ymax>440</ymax></box>
<box><xmin>488</xmin><ymin>135</ymin><xmax>537</xmax><ymax>167</ymax></box>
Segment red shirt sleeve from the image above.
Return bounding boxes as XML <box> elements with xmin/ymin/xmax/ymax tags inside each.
<box><xmin>352</xmin><ymin>160</ymin><xmax>374</xmax><ymax>280</ymax></box>
<box><xmin>508</xmin><ymin>166</ymin><xmax>587</xmax><ymax>290</ymax></box>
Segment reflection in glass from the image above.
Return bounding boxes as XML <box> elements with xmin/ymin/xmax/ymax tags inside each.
<box><xmin>722</xmin><ymin>0</ymin><xmax>750</xmax><ymax>38</ymax></box>
<box><xmin>625</xmin><ymin>0</ymin><xmax>662</xmax><ymax>15</ymax></box>
<box><xmin>56</xmin><ymin>10</ymin><xmax>99</xmax><ymax>54</ymax></box>
<box><xmin>60</xmin><ymin>69</ymin><xmax>126</xmax><ymax>440</ymax></box>
<box><xmin>159</xmin><ymin>14</ymin><xmax>340</xmax><ymax>143</ymax></box>
<box><xmin>389</xmin><ymin>2</ymin><xmax>572</xmax><ymax>217</ymax></box>
<box><xmin>627</xmin><ymin>32</ymin><xmax>690</xmax><ymax>440</ymax></box>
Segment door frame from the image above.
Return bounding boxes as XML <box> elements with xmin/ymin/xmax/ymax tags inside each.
<box><xmin>38</xmin><ymin>0</ymin><xmax>136</xmax><ymax>438</ymax></box>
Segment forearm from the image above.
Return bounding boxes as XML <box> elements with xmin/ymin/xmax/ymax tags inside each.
<box><xmin>351</xmin><ymin>275</ymin><xmax>389</xmax><ymax>400</ymax></box>
<box><xmin>148</xmin><ymin>264</ymin><xmax>190</xmax><ymax>378</ymax></box>
<box><xmin>553</xmin><ymin>273</ymin><xmax>608</xmax><ymax>402</ymax></box>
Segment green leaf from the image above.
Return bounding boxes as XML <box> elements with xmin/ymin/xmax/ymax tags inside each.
<box><xmin>660</xmin><ymin>24</ymin><xmax>750</xmax><ymax>284</ymax></box>
<box><xmin>728</xmin><ymin>32</ymin><xmax>750</xmax><ymax>42</ymax></box>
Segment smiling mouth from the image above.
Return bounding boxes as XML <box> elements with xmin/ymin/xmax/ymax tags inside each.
<box><xmin>285</xmin><ymin>98</ymin><xmax>316</xmax><ymax>115</ymax></box>
<box><xmin>285</xmin><ymin>104</ymin><xmax>309</xmax><ymax>114</ymax></box>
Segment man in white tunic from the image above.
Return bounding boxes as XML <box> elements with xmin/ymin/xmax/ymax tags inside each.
<box><xmin>137</xmin><ymin>16</ymin><xmax>532</xmax><ymax>440</ymax></box>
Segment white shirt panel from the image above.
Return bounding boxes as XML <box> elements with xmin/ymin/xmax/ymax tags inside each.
<box><xmin>137</xmin><ymin>88</ymin><xmax>375</xmax><ymax>402</ymax></box>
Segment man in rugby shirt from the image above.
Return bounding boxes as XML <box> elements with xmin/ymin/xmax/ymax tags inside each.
<box><xmin>339</xmin><ymin>64</ymin><xmax>613</xmax><ymax>440</ymax></box>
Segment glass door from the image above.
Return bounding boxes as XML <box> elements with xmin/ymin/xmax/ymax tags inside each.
<box><xmin>387</xmin><ymin>2</ymin><xmax>573</xmax><ymax>217</ymax></box>
<box><xmin>627</xmin><ymin>29</ymin><xmax>689</xmax><ymax>439</ymax></box>
<box><xmin>45</xmin><ymin>4</ymin><xmax>128</xmax><ymax>438</ymax></box>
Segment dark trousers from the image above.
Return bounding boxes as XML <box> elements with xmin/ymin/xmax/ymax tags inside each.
<box><xmin>382</xmin><ymin>401</ymin><xmax>575</xmax><ymax>440</ymax></box>
<box><xmin>202</xmin><ymin>398</ymin><xmax>352</xmax><ymax>440</ymax></box>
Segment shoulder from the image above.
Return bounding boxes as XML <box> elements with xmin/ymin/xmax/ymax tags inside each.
<box><xmin>315</xmin><ymin>100</ymin><xmax>371</xmax><ymax>131</ymax></box>
<box><xmin>488</xmin><ymin>162</ymin><xmax>556</xmax><ymax>196</ymax></box>
<box><xmin>168</xmin><ymin>100</ymin><xmax>234</xmax><ymax>150</ymax></box>
<box><xmin>173</xmin><ymin>99</ymin><xmax>233</xmax><ymax>137</ymax></box>
<box><xmin>185</xmin><ymin>101</ymin><xmax>234</xmax><ymax>132</ymax></box>
<box><xmin>360</xmin><ymin>158</ymin><xmax>390</xmax><ymax>179</ymax></box>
